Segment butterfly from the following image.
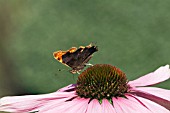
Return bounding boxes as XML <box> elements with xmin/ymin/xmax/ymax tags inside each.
<box><xmin>53</xmin><ymin>43</ymin><xmax>98</xmax><ymax>74</ymax></box>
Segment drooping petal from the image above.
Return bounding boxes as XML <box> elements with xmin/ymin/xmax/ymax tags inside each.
<box><xmin>0</xmin><ymin>91</ymin><xmax>76</xmax><ymax>105</ymax></box>
<box><xmin>132</xmin><ymin>87</ymin><xmax>170</xmax><ymax>102</ymax></box>
<box><xmin>112</xmin><ymin>98</ymin><xmax>124</xmax><ymax>113</ymax></box>
<box><xmin>86</xmin><ymin>99</ymin><xmax>102</xmax><ymax>113</ymax></box>
<box><xmin>112</xmin><ymin>96</ymin><xmax>152</xmax><ymax>113</ymax></box>
<box><xmin>0</xmin><ymin>98</ymin><xmax>41</xmax><ymax>113</ymax></box>
<box><xmin>129</xmin><ymin>65</ymin><xmax>170</xmax><ymax>87</ymax></box>
<box><xmin>129</xmin><ymin>94</ymin><xmax>170</xmax><ymax>113</ymax></box>
<box><xmin>0</xmin><ymin>85</ymin><xmax>76</xmax><ymax>113</ymax></box>
<box><xmin>130</xmin><ymin>87</ymin><xmax>170</xmax><ymax>110</ymax></box>
<box><xmin>101</xmin><ymin>99</ymin><xmax>116</xmax><ymax>113</ymax></box>
<box><xmin>0</xmin><ymin>84</ymin><xmax>76</xmax><ymax>105</ymax></box>
<box><xmin>39</xmin><ymin>97</ymin><xmax>89</xmax><ymax>113</ymax></box>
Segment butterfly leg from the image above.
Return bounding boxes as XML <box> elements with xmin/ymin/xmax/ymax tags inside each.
<box><xmin>77</xmin><ymin>71</ymin><xmax>80</xmax><ymax>74</ymax></box>
<box><xmin>85</xmin><ymin>63</ymin><xmax>93</xmax><ymax>66</ymax></box>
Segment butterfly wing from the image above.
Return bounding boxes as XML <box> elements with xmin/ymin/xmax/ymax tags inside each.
<box><xmin>65</xmin><ymin>45</ymin><xmax>98</xmax><ymax>71</ymax></box>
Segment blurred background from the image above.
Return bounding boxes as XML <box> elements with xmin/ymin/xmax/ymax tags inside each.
<box><xmin>0</xmin><ymin>0</ymin><xmax>170</xmax><ymax>110</ymax></box>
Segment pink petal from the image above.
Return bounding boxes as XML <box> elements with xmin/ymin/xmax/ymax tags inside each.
<box><xmin>113</xmin><ymin>96</ymin><xmax>152</xmax><ymax>113</ymax></box>
<box><xmin>0</xmin><ymin>84</ymin><xmax>76</xmax><ymax>106</ymax></box>
<box><xmin>129</xmin><ymin>65</ymin><xmax>170</xmax><ymax>87</ymax></box>
<box><xmin>0</xmin><ymin>85</ymin><xmax>76</xmax><ymax>113</ymax></box>
<box><xmin>57</xmin><ymin>84</ymin><xmax>76</xmax><ymax>92</ymax></box>
<box><xmin>0</xmin><ymin>91</ymin><xmax>76</xmax><ymax>105</ymax></box>
<box><xmin>112</xmin><ymin>98</ymin><xmax>124</xmax><ymax>113</ymax></box>
<box><xmin>132</xmin><ymin>87</ymin><xmax>170</xmax><ymax>101</ymax></box>
<box><xmin>101</xmin><ymin>99</ymin><xmax>116</xmax><ymax>113</ymax></box>
<box><xmin>40</xmin><ymin>97</ymin><xmax>73</xmax><ymax>112</ymax></box>
<box><xmin>0</xmin><ymin>99</ymin><xmax>41</xmax><ymax>112</ymax></box>
<box><xmin>39</xmin><ymin>97</ymin><xmax>89</xmax><ymax>113</ymax></box>
<box><xmin>0</xmin><ymin>92</ymin><xmax>75</xmax><ymax>113</ymax></box>
<box><xmin>130</xmin><ymin>87</ymin><xmax>170</xmax><ymax>110</ymax></box>
<box><xmin>86</xmin><ymin>99</ymin><xmax>102</xmax><ymax>113</ymax></box>
<box><xmin>129</xmin><ymin>94</ymin><xmax>170</xmax><ymax>113</ymax></box>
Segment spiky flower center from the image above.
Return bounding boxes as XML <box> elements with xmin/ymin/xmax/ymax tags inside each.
<box><xmin>76</xmin><ymin>64</ymin><xmax>128</xmax><ymax>101</ymax></box>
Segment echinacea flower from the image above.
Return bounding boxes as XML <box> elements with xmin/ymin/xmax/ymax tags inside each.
<box><xmin>0</xmin><ymin>64</ymin><xmax>170</xmax><ymax>113</ymax></box>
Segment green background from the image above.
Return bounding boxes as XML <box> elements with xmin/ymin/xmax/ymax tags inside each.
<box><xmin>0</xmin><ymin>0</ymin><xmax>170</xmax><ymax>108</ymax></box>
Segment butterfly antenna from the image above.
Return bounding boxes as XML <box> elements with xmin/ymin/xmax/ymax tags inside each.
<box><xmin>58</xmin><ymin>69</ymin><xmax>64</xmax><ymax>71</ymax></box>
<box><xmin>72</xmin><ymin>73</ymin><xmax>75</xmax><ymax>80</ymax></box>
<box><xmin>54</xmin><ymin>69</ymin><xmax>66</xmax><ymax>77</ymax></box>
<box><xmin>90</xmin><ymin>42</ymin><xmax>97</xmax><ymax>46</ymax></box>
<box><xmin>58</xmin><ymin>68</ymin><xmax>70</xmax><ymax>72</ymax></box>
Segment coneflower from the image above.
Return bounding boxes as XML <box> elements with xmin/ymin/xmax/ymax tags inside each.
<box><xmin>0</xmin><ymin>64</ymin><xmax>170</xmax><ymax>113</ymax></box>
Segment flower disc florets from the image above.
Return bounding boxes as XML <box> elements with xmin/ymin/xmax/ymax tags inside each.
<box><xmin>76</xmin><ymin>64</ymin><xmax>128</xmax><ymax>101</ymax></box>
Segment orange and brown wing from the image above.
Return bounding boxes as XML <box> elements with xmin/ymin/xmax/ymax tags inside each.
<box><xmin>53</xmin><ymin>47</ymin><xmax>77</xmax><ymax>67</ymax></box>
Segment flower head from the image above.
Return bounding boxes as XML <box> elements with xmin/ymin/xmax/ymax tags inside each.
<box><xmin>0</xmin><ymin>64</ymin><xmax>170</xmax><ymax>113</ymax></box>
